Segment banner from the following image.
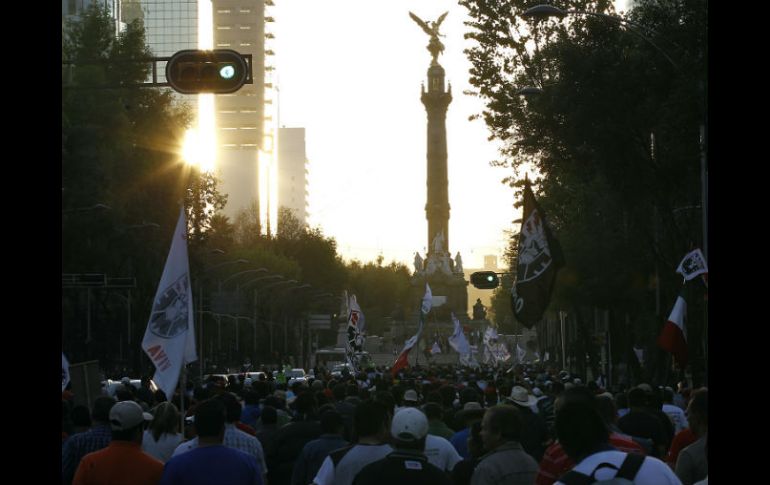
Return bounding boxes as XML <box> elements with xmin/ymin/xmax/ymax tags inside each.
<box><xmin>391</xmin><ymin>284</ymin><xmax>432</xmax><ymax>375</ymax></box>
<box><xmin>62</xmin><ymin>352</ymin><xmax>70</xmax><ymax>392</ymax></box>
<box><xmin>675</xmin><ymin>249</ymin><xmax>708</xmax><ymax>281</ymax></box>
<box><xmin>346</xmin><ymin>294</ymin><xmax>366</xmax><ymax>372</ymax></box>
<box><xmin>448</xmin><ymin>312</ymin><xmax>471</xmax><ymax>355</ymax></box>
<box><xmin>511</xmin><ymin>178</ymin><xmax>565</xmax><ymax>328</ymax></box>
<box><xmin>142</xmin><ymin>208</ymin><xmax>197</xmax><ymax>401</ymax></box>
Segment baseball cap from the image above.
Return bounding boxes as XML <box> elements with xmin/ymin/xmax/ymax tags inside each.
<box><xmin>109</xmin><ymin>400</ymin><xmax>153</xmax><ymax>431</ymax></box>
<box><xmin>403</xmin><ymin>389</ymin><xmax>419</xmax><ymax>403</ymax></box>
<box><xmin>391</xmin><ymin>407</ymin><xmax>429</xmax><ymax>442</ymax></box>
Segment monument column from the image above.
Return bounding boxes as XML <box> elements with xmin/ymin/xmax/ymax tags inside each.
<box><xmin>421</xmin><ymin>61</ymin><xmax>452</xmax><ymax>256</ymax></box>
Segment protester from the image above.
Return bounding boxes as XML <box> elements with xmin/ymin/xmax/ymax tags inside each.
<box><xmin>552</xmin><ymin>393</ymin><xmax>680</xmax><ymax>484</ymax></box>
<box><xmin>160</xmin><ymin>398</ymin><xmax>263</xmax><ymax>485</ymax></box>
<box><xmin>352</xmin><ymin>407</ymin><xmax>451</xmax><ymax>485</ymax></box>
<box><xmin>73</xmin><ymin>400</ymin><xmax>161</xmax><ymax>485</ymax></box>
<box><xmin>142</xmin><ymin>402</ymin><xmax>183</xmax><ymax>463</ymax></box>
<box><xmin>471</xmin><ymin>405</ymin><xmax>538</xmax><ymax>484</ymax></box>
<box><xmin>675</xmin><ymin>388</ymin><xmax>708</xmax><ymax>485</ymax></box>
<box><xmin>62</xmin><ymin>396</ymin><xmax>116</xmax><ymax>485</ymax></box>
<box><xmin>292</xmin><ymin>410</ymin><xmax>348</xmax><ymax>485</ymax></box>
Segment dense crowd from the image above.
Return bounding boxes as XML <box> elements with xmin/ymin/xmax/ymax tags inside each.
<box><xmin>61</xmin><ymin>363</ymin><xmax>708</xmax><ymax>484</ymax></box>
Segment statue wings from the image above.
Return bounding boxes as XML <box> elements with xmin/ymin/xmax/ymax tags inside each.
<box><xmin>435</xmin><ymin>11</ymin><xmax>448</xmax><ymax>29</ymax></box>
<box><xmin>409</xmin><ymin>11</ymin><xmax>433</xmax><ymax>36</ymax></box>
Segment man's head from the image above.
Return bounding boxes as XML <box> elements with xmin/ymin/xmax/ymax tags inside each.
<box><xmin>480</xmin><ymin>406</ymin><xmax>522</xmax><ymax>451</ymax></box>
<box><xmin>260</xmin><ymin>405</ymin><xmax>278</xmax><ymax>426</ymax></box>
<box><xmin>320</xmin><ymin>410</ymin><xmax>344</xmax><ymax>435</ymax></box>
<box><xmin>92</xmin><ymin>396</ymin><xmax>117</xmax><ymax>424</ymax></box>
<box><xmin>109</xmin><ymin>400</ymin><xmax>153</xmax><ymax>442</ymax></box>
<box><xmin>194</xmin><ymin>398</ymin><xmax>227</xmax><ymax>441</ymax></box>
<box><xmin>422</xmin><ymin>402</ymin><xmax>443</xmax><ymax>422</ymax></box>
<box><xmin>217</xmin><ymin>392</ymin><xmax>242</xmax><ymax>423</ymax></box>
<box><xmin>354</xmin><ymin>400</ymin><xmax>389</xmax><ymax>440</ymax></box>
<box><xmin>391</xmin><ymin>407</ymin><xmax>429</xmax><ymax>451</ymax></box>
<box><xmin>403</xmin><ymin>389</ymin><xmax>420</xmax><ymax>406</ymax></box>
<box><xmin>555</xmin><ymin>393</ymin><xmax>609</xmax><ymax>461</ymax></box>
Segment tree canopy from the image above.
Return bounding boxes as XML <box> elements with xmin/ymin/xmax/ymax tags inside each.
<box><xmin>460</xmin><ymin>0</ymin><xmax>707</xmax><ymax>378</ymax></box>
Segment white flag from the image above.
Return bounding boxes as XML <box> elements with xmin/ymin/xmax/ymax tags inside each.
<box><xmin>142</xmin><ymin>208</ymin><xmax>197</xmax><ymax>401</ymax></box>
<box><xmin>421</xmin><ymin>283</ymin><xmax>433</xmax><ymax>315</ymax></box>
<box><xmin>448</xmin><ymin>313</ymin><xmax>471</xmax><ymax>355</ymax></box>
<box><xmin>516</xmin><ymin>343</ymin><xmax>527</xmax><ymax>363</ymax></box>
<box><xmin>346</xmin><ymin>294</ymin><xmax>365</xmax><ymax>371</ymax></box>
<box><xmin>62</xmin><ymin>352</ymin><xmax>70</xmax><ymax>392</ymax></box>
<box><xmin>675</xmin><ymin>249</ymin><xmax>708</xmax><ymax>281</ymax></box>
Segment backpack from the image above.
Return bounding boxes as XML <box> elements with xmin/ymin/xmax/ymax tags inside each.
<box><xmin>558</xmin><ymin>453</ymin><xmax>645</xmax><ymax>485</ymax></box>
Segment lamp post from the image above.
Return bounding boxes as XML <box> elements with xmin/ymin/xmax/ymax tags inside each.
<box><xmin>198</xmin><ymin>258</ymin><xmax>249</xmax><ymax>378</ymax></box>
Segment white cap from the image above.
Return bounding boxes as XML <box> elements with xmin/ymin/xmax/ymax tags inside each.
<box><xmin>403</xmin><ymin>389</ymin><xmax>419</xmax><ymax>403</ymax></box>
<box><xmin>391</xmin><ymin>407</ymin><xmax>429</xmax><ymax>442</ymax></box>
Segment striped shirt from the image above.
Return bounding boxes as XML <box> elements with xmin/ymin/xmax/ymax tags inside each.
<box><xmin>535</xmin><ymin>432</ymin><xmax>645</xmax><ymax>485</ymax></box>
<box><xmin>62</xmin><ymin>424</ymin><xmax>112</xmax><ymax>484</ymax></box>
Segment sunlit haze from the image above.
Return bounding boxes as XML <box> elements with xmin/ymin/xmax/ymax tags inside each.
<box><xmin>269</xmin><ymin>0</ymin><xmax>516</xmax><ymax>270</ymax></box>
<box><xmin>205</xmin><ymin>0</ymin><xmax>631</xmax><ymax>269</ymax></box>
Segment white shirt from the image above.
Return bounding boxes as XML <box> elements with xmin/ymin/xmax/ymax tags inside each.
<box><xmin>313</xmin><ymin>443</ymin><xmax>393</xmax><ymax>485</ymax></box>
<box><xmin>141</xmin><ymin>430</ymin><xmax>182</xmax><ymax>463</ymax></box>
<box><xmin>663</xmin><ymin>403</ymin><xmax>689</xmax><ymax>433</ymax></box>
<box><xmin>555</xmin><ymin>450</ymin><xmax>682</xmax><ymax>485</ymax></box>
<box><xmin>424</xmin><ymin>434</ymin><xmax>462</xmax><ymax>472</ymax></box>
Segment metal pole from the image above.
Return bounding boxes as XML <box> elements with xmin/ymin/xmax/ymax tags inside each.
<box><xmin>180</xmin><ymin>367</ymin><xmax>186</xmax><ymax>434</ymax></box>
<box><xmin>86</xmin><ymin>288</ymin><xmax>92</xmax><ymax>343</ymax></box>
<box><xmin>560</xmin><ymin>311</ymin><xmax>567</xmax><ymax>370</ymax></box>
<box><xmin>199</xmin><ymin>283</ymin><xmax>203</xmax><ymax>380</ymax></box>
<box><xmin>127</xmin><ymin>289</ymin><xmax>132</xmax><ymax>345</ymax></box>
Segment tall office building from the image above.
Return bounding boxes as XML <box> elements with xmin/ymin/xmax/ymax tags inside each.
<box><xmin>212</xmin><ymin>0</ymin><xmax>271</xmax><ymax>223</ymax></box>
<box><xmin>277</xmin><ymin>127</ymin><xmax>308</xmax><ymax>226</ymax></box>
<box><xmin>122</xmin><ymin>0</ymin><xmax>198</xmax><ymax>58</ymax></box>
<box><xmin>62</xmin><ymin>0</ymin><xmax>124</xmax><ymax>34</ymax></box>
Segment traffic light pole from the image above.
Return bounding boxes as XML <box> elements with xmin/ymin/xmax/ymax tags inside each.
<box><xmin>63</xmin><ymin>52</ymin><xmax>253</xmax><ymax>91</ymax></box>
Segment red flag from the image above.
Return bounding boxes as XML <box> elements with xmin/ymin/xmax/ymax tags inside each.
<box><xmin>391</xmin><ymin>284</ymin><xmax>431</xmax><ymax>376</ymax></box>
<box><xmin>657</xmin><ymin>289</ymin><xmax>688</xmax><ymax>368</ymax></box>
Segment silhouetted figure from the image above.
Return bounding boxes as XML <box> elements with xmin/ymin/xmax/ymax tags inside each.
<box><xmin>473</xmin><ymin>299</ymin><xmax>486</xmax><ymax>321</ymax></box>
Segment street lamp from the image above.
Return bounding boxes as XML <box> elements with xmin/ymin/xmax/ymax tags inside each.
<box><xmin>198</xmin><ymin>258</ymin><xmax>249</xmax><ymax>377</ymax></box>
<box><xmin>219</xmin><ymin>268</ymin><xmax>269</xmax><ymax>288</ymax></box>
<box><xmin>519</xmin><ymin>4</ymin><xmax>706</xmax><ymax>260</ymax></box>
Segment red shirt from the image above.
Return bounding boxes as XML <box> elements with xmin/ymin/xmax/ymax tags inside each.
<box><xmin>535</xmin><ymin>432</ymin><xmax>645</xmax><ymax>485</ymax></box>
<box><xmin>666</xmin><ymin>427</ymin><xmax>696</xmax><ymax>466</ymax></box>
<box><xmin>72</xmin><ymin>441</ymin><xmax>163</xmax><ymax>485</ymax></box>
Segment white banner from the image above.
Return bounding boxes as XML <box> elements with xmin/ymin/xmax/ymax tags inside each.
<box><xmin>142</xmin><ymin>208</ymin><xmax>197</xmax><ymax>401</ymax></box>
<box><xmin>62</xmin><ymin>352</ymin><xmax>70</xmax><ymax>392</ymax></box>
<box><xmin>676</xmin><ymin>249</ymin><xmax>708</xmax><ymax>281</ymax></box>
<box><xmin>448</xmin><ymin>312</ymin><xmax>471</xmax><ymax>355</ymax></box>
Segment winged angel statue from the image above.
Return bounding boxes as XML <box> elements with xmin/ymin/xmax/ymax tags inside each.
<box><xmin>409</xmin><ymin>11</ymin><xmax>449</xmax><ymax>64</ymax></box>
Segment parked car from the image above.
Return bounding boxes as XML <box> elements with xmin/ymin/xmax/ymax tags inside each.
<box><xmin>287</xmin><ymin>368</ymin><xmax>307</xmax><ymax>386</ymax></box>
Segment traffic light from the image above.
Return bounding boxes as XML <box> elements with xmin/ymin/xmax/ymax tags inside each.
<box><xmin>166</xmin><ymin>49</ymin><xmax>248</xmax><ymax>94</ymax></box>
<box><xmin>470</xmin><ymin>271</ymin><xmax>500</xmax><ymax>289</ymax></box>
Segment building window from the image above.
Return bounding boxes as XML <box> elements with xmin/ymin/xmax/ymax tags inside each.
<box><xmin>239</xmin><ymin>25</ymin><xmax>252</xmax><ymax>30</ymax></box>
<box><xmin>216</xmin><ymin>26</ymin><xmax>232</xmax><ymax>30</ymax></box>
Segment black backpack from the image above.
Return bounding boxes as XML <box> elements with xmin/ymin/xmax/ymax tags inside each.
<box><xmin>558</xmin><ymin>453</ymin><xmax>645</xmax><ymax>485</ymax></box>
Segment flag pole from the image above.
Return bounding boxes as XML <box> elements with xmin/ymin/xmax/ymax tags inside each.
<box><xmin>179</xmin><ymin>365</ymin><xmax>186</xmax><ymax>434</ymax></box>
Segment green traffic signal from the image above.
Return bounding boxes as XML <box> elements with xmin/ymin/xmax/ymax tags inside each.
<box><xmin>166</xmin><ymin>49</ymin><xmax>248</xmax><ymax>94</ymax></box>
<box><xmin>470</xmin><ymin>271</ymin><xmax>500</xmax><ymax>289</ymax></box>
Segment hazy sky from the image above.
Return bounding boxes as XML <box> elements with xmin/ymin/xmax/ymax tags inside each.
<box><xmin>270</xmin><ymin>0</ymin><xmax>630</xmax><ymax>269</ymax></box>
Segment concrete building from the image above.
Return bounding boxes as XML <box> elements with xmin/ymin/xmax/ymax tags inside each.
<box><xmin>277</xmin><ymin>127</ymin><xmax>309</xmax><ymax>226</ymax></box>
<box><xmin>212</xmin><ymin>0</ymin><xmax>271</xmax><ymax>222</ymax></box>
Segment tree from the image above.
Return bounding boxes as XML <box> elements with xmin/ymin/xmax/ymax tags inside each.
<box><xmin>460</xmin><ymin>0</ymin><xmax>707</xmax><ymax>379</ymax></box>
<box><xmin>62</xmin><ymin>4</ymin><xmax>224</xmax><ymax>374</ymax></box>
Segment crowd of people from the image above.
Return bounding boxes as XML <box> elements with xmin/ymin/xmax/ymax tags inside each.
<box><xmin>61</xmin><ymin>363</ymin><xmax>708</xmax><ymax>484</ymax></box>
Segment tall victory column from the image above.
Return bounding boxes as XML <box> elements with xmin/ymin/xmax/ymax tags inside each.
<box><xmin>411</xmin><ymin>11</ymin><xmax>452</xmax><ymax>255</ymax></box>
<box><xmin>407</xmin><ymin>11</ymin><xmax>469</xmax><ymax>328</ymax></box>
